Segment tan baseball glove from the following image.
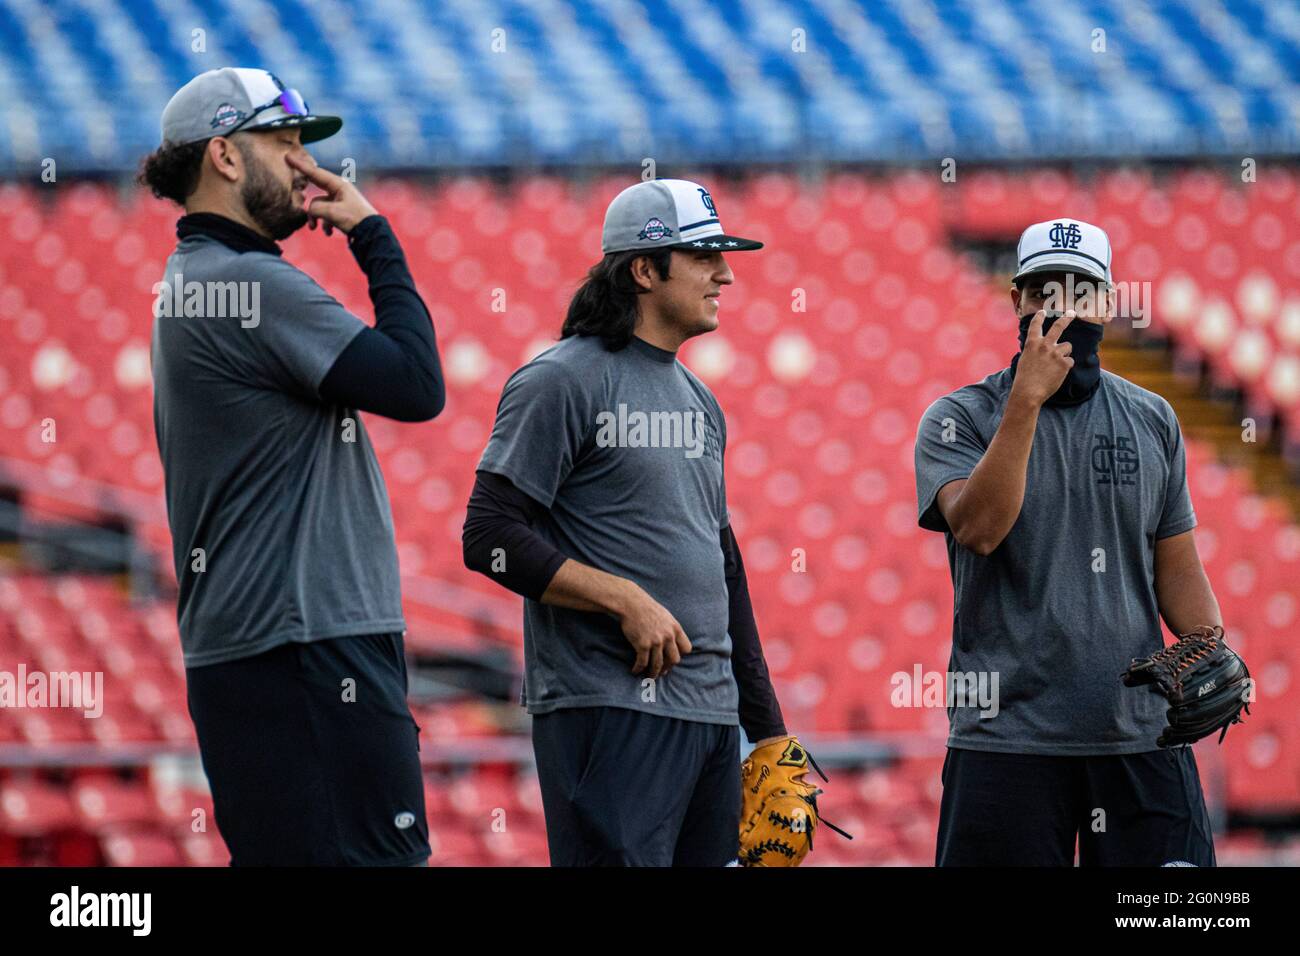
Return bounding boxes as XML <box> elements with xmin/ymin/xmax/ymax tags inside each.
<box><xmin>738</xmin><ymin>735</ymin><xmax>851</xmax><ymax>866</ymax></box>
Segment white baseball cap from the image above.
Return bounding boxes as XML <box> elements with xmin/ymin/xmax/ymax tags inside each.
<box><xmin>601</xmin><ymin>179</ymin><xmax>763</xmax><ymax>254</ymax></box>
<box><xmin>1013</xmin><ymin>218</ymin><xmax>1112</xmax><ymax>285</ymax></box>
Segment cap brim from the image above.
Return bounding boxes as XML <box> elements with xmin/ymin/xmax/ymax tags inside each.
<box><xmin>247</xmin><ymin>114</ymin><xmax>343</xmax><ymax>144</ymax></box>
<box><xmin>673</xmin><ymin>234</ymin><xmax>764</xmax><ymax>252</ymax></box>
<box><xmin>1012</xmin><ymin>257</ymin><xmax>1107</xmax><ymax>284</ymax></box>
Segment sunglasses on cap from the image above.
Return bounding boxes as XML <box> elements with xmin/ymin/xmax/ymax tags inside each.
<box><xmin>225</xmin><ymin>80</ymin><xmax>311</xmax><ymax>136</ymax></box>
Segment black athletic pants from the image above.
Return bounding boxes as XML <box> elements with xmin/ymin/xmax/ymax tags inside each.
<box><xmin>186</xmin><ymin>633</ymin><xmax>431</xmax><ymax>866</ymax></box>
<box><xmin>936</xmin><ymin>747</ymin><xmax>1216</xmax><ymax>866</ymax></box>
<box><xmin>531</xmin><ymin>706</ymin><xmax>741</xmax><ymax>867</ymax></box>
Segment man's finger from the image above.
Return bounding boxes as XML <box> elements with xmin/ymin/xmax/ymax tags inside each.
<box><xmin>1027</xmin><ymin>309</ymin><xmax>1046</xmax><ymax>338</ymax></box>
<box><xmin>664</xmin><ymin>637</ymin><xmax>682</xmax><ymax>669</ymax></box>
<box><xmin>675</xmin><ymin>626</ymin><xmax>692</xmax><ymax>656</ymax></box>
<box><xmin>632</xmin><ymin>647</ymin><xmax>648</xmax><ymax>674</ymax></box>
<box><xmin>307</xmin><ymin>196</ymin><xmax>336</xmax><ymax>219</ymax></box>
<box><xmin>1045</xmin><ymin>310</ymin><xmax>1076</xmax><ymax>345</ymax></box>
<box><xmin>286</xmin><ymin>153</ymin><xmax>340</xmax><ymax>190</ymax></box>
<box><xmin>648</xmin><ymin>645</ymin><xmax>664</xmax><ymax>680</ymax></box>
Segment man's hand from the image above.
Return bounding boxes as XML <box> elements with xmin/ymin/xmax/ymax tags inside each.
<box><xmin>535</xmin><ymin>559</ymin><xmax>693</xmax><ymax>678</ymax></box>
<box><xmin>287</xmin><ymin>153</ymin><xmax>378</xmax><ymax>236</ymax></box>
<box><xmin>616</xmin><ymin>585</ymin><xmax>693</xmax><ymax>679</ymax></box>
<box><xmin>1010</xmin><ymin>309</ymin><xmax>1076</xmax><ymax>407</ymax></box>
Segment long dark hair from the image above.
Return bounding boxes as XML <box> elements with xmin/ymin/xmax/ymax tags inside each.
<box><xmin>135</xmin><ymin>138</ymin><xmax>211</xmax><ymax>206</ymax></box>
<box><xmin>561</xmin><ymin>249</ymin><xmax>672</xmax><ymax>351</ymax></box>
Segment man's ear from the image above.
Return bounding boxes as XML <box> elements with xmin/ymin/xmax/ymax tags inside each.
<box><xmin>1010</xmin><ymin>284</ymin><xmax>1022</xmax><ymax>315</ymax></box>
<box><xmin>629</xmin><ymin>254</ymin><xmax>657</xmax><ymax>292</ymax></box>
<box><xmin>205</xmin><ymin>136</ymin><xmax>243</xmax><ymax>185</ymax></box>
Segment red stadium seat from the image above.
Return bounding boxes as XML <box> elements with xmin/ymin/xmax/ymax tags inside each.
<box><xmin>1</xmin><ymin>169</ymin><xmax>1298</xmax><ymax>864</ymax></box>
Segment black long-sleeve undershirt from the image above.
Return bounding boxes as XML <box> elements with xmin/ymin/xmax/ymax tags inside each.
<box><xmin>318</xmin><ymin>215</ymin><xmax>445</xmax><ymax>421</ymax></box>
<box><xmin>462</xmin><ymin>470</ymin><xmax>568</xmax><ymax>601</ymax></box>
<box><xmin>721</xmin><ymin>524</ymin><xmax>787</xmax><ymax>741</ymax></box>
<box><xmin>461</xmin><ymin>469</ymin><xmax>786</xmax><ymax>740</ymax></box>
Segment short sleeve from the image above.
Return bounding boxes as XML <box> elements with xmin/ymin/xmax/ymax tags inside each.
<box><xmin>914</xmin><ymin>396</ymin><xmax>986</xmax><ymax>533</ymax></box>
<box><xmin>243</xmin><ymin>258</ymin><xmax>366</xmax><ymax>398</ymax></box>
<box><xmin>477</xmin><ymin>357</ymin><xmax>595</xmax><ymax>508</ymax></box>
<box><xmin>1155</xmin><ymin>404</ymin><xmax>1197</xmax><ymax>539</ymax></box>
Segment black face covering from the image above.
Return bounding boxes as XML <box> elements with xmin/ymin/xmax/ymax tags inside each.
<box><xmin>1009</xmin><ymin>312</ymin><xmax>1105</xmax><ymax>406</ymax></box>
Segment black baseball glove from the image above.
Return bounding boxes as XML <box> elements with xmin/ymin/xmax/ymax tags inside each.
<box><xmin>1121</xmin><ymin>625</ymin><xmax>1252</xmax><ymax>748</ymax></box>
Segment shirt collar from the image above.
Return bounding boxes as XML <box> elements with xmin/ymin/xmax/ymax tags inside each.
<box><xmin>627</xmin><ymin>335</ymin><xmax>678</xmax><ymax>365</ymax></box>
<box><xmin>177</xmin><ymin>212</ymin><xmax>282</xmax><ymax>257</ymax></box>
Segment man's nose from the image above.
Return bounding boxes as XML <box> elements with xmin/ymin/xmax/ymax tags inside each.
<box><xmin>715</xmin><ymin>258</ymin><xmax>734</xmax><ymax>284</ymax></box>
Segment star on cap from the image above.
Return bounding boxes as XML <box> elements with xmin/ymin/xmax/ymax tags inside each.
<box><xmin>726</xmin><ymin>241</ymin><xmax>738</xmax><ymax>247</ymax></box>
<box><xmin>709</xmin><ymin>242</ymin><xmax>721</xmax><ymax>248</ymax></box>
<box><xmin>692</xmin><ymin>241</ymin><xmax>704</xmax><ymax>247</ymax></box>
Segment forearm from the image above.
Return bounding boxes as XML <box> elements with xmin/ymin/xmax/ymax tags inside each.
<box><xmin>540</xmin><ymin>558</ymin><xmax>639</xmax><ymax>615</ymax></box>
<box><xmin>320</xmin><ymin>215</ymin><xmax>445</xmax><ymax>420</ymax></box>
<box><xmin>460</xmin><ymin>473</ymin><xmax>644</xmax><ymax>617</ymax></box>
<box><xmin>1155</xmin><ymin>560</ymin><xmax>1223</xmax><ymax>636</ymax></box>
<box><xmin>947</xmin><ymin>393</ymin><xmax>1041</xmax><ymax>554</ymax></box>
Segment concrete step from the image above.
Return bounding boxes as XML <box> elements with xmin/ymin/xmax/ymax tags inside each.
<box><xmin>1101</xmin><ymin>352</ymin><xmax>1300</xmax><ymax>522</ymax></box>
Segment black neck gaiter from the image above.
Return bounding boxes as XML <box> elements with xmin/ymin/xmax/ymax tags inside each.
<box><xmin>1009</xmin><ymin>312</ymin><xmax>1105</xmax><ymax>407</ymax></box>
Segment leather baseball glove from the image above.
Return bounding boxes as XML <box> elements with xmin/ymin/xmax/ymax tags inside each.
<box><xmin>1121</xmin><ymin>625</ymin><xmax>1252</xmax><ymax>748</ymax></box>
<box><xmin>738</xmin><ymin>735</ymin><xmax>850</xmax><ymax>866</ymax></box>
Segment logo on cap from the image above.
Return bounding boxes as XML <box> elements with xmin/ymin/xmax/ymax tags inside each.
<box><xmin>698</xmin><ymin>188</ymin><xmax>717</xmax><ymax>217</ymax></box>
<box><xmin>1048</xmin><ymin>221</ymin><xmax>1083</xmax><ymax>250</ymax></box>
<box><xmin>211</xmin><ymin>103</ymin><xmax>245</xmax><ymax>129</ymax></box>
<box><xmin>637</xmin><ymin>218</ymin><xmax>673</xmax><ymax>242</ymax></box>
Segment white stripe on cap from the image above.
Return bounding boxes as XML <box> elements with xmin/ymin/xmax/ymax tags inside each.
<box><xmin>662</xmin><ymin>179</ymin><xmax>725</xmax><ymax>241</ymax></box>
<box><xmin>230</xmin><ymin>68</ymin><xmax>282</xmax><ymax>106</ymax></box>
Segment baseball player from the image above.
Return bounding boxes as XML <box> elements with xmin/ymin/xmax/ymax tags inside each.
<box><xmin>462</xmin><ymin>180</ymin><xmax>800</xmax><ymax>866</ymax></box>
<box><xmin>913</xmin><ymin>218</ymin><xmax>1228</xmax><ymax>866</ymax></box>
<box><xmin>140</xmin><ymin>68</ymin><xmax>445</xmax><ymax>865</ymax></box>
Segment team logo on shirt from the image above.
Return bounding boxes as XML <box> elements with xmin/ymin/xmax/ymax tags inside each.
<box><xmin>1091</xmin><ymin>433</ymin><xmax>1139</xmax><ymax>486</ymax></box>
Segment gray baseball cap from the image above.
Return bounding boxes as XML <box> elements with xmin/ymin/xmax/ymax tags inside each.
<box><xmin>160</xmin><ymin>68</ymin><xmax>342</xmax><ymax>146</ymax></box>
<box><xmin>602</xmin><ymin>179</ymin><xmax>763</xmax><ymax>254</ymax></box>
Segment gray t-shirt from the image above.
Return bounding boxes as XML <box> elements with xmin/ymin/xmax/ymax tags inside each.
<box><xmin>152</xmin><ymin>235</ymin><xmax>406</xmax><ymax>667</ymax></box>
<box><xmin>913</xmin><ymin>368</ymin><xmax>1197</xmax><ymax>755</ymax></box>
<box><xmin>478</xmin><ymin>334</ymin><xmax>739</xmax><ymax>725</ymax></box>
